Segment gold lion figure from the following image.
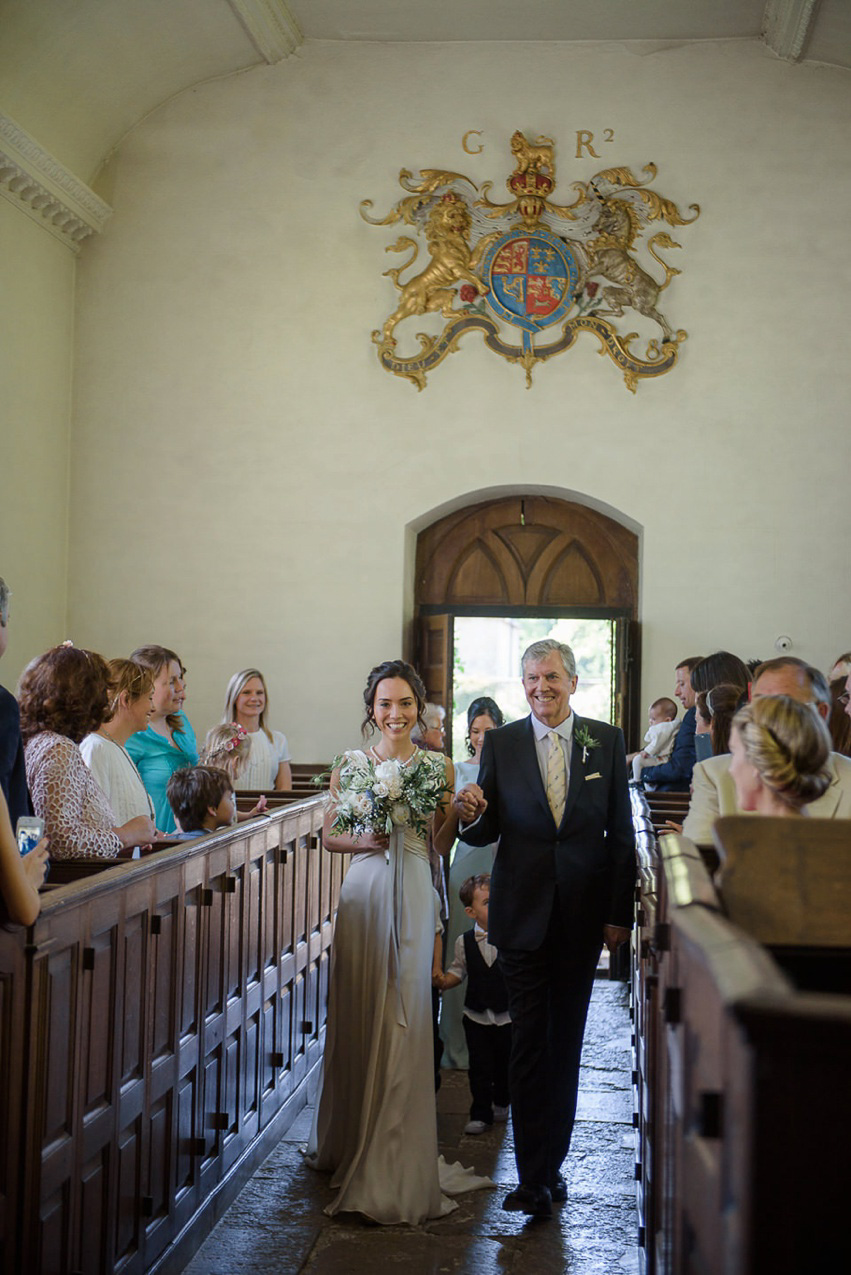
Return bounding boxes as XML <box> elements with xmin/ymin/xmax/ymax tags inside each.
<box><xmin>586</xmin><ymin>198</ymin><xmax>681</xmax><ymax>341</ymax></box>
<box><xmin>510</xmin><ymin>130</ymin><xmax>556</xmax><ymax>178</ymax></box>
<box><xmin>378</xmin><ymin>194</ymin><xmax>489</xmax><ymax>345</ymax></box>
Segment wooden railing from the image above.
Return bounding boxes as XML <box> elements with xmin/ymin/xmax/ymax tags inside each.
<box><xmin>631</xmin><ymin>806</ymin><xmax>851</xmax><ymax>1272</ymax></box>
<box><xmin>0</xmin><ymin>795</ymin><xmax>344</xmax><ymax>1275</ymax></box>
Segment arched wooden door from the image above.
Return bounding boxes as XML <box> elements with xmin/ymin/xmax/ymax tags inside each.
<box><xmin>412</xmin><ymin>495</ymin><xmax>640</xmax><ymax>746</ymax></box>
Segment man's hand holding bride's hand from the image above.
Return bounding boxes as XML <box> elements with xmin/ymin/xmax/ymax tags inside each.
<box><xmin>452</xmin><ymin>784</ymin><xmax>486</xmax><ymax>824</ymax></box>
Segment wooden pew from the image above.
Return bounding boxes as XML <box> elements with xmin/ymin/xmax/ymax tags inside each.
<box><xmin>642</xmin><ymin>820</ymin><xmax>851</xmax><ymax>1272</ymax></box>
<box><xmin>643</xmin><ymin>789</ymin><xmax>690</xmax><ymax>835</ymax></box>
<box><xmin>0</xmin><ymin>796</ymin><xmax>345</xmax><ymax>1275</ymax></box>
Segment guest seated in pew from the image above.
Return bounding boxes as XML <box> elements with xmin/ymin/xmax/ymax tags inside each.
<box><xmin>827</xmin><ymin>677</ymin><xmax>851</xmax><ymax>757</ymax></box>
<box><xmin>166</xmin><ymin>765</ymin><xmax>237</xmax><ymax>841</ymax></box>
<box><xmin>828</xmin><ymin>651</ymin><xmax>851</xmax><ymax>682</ymax></box>
<box><xmin>20</xmin><ymin>645</ymin><xmax>156</xmax><ymax>859</ymax></box>
<box><xmin>221</xmin><ymin>669</ymin><xmax>292</xmax><ymax>791</ymax></box>
<box><xmin>639</xmin><ymin>657</ymin><xmax>702</xmax><ymax>792</ymax></box>
<box><xmin>413</xmin><ymin>703</ymin><xmax>447</xmax><ymax>753</ymax></box>
<box><xmin>690</xmin><ymin>650</ymin><xmax>751</xmax><ymax>700</ymax></box>
<box><xmin>199</xmin><ymin>723</ymin><xmax>267</xmax><ymax>821</ymax></box>
<box><xmin>80</xmin><ymin>658</ymin><xmax>159</xmax><ymax>829</ymax></box>
<box><xmin>0</xmin><ymin>577</ymin><xmax>32</xmax><ymax>828</ymax></box>
<box><xmin>126</xmin><ymin>646</ymin><xmax>198</xmax><ymax>833</ymax></box>
<box><xmin>728</xmin><ymin>696</ymin><xmax>831</xmax><ymax>816</ymax></box>
<box><xmin>683</xmin><ymin>658</ymin><xmax>851</xmax><ymax>845</ymax></box>
<box><xmin>704</xmin><ymin>682</ymin><xmax>746</xmax><ymax>756</ymax></box>
<box><xmin>0</xmin><ymin>788</ymin><xmax>49</xmax><ymax>927</ymax></box>
<box><xmin>628</xmin><ymin>697</ymin><xmax>678</xmax><ymax>782</ymax></box>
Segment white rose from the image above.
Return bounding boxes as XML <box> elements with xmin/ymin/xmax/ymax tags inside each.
<box><xmin>373</xmin><ymin>780</ymin><xmax>389</xmax><ymax>799</ymax></box>
<box><xmin>390</xmin><ymin>803</ymin><xmax>410</xmax><ymax>826</ymax></box>
<box><xmin>352</xmin><ymin>792</ymin><xmax>372</xmax><ymax>817</ymax></box>
<box><xmin>374</xmin><ymin>759</ymin><xmax>401</xmax><ymax>782</ymax></box>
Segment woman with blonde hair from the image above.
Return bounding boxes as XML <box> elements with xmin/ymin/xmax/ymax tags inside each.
<box><xmin>81</xmin><ymin>658</ymin><xmax>158</xmax><ymax>826</ymax></box>
<box><xmin>222</xmin><ymin>669</ymin><xmax>291</xmax><ymax>790</ymax></box>
<box><xmin>728</xmin><ymin>695</ymin><xmax>832</xmax><ymax>816</ymax></box>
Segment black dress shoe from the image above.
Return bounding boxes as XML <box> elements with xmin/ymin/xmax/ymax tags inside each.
<box><xmin>550</xmin><ymin>1175</ymin><xmax>567</xmax><ymax>1203</ymax></box>
<box><xmin>502</xmin><ymin>1184</ymin><xmax>553</xmax><ymax>1218</ymax></box>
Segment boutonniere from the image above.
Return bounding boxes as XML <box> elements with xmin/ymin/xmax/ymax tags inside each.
<box><xmin>574</xmin><ymin>724</ymin><xmax>601</xmax><ymax>765</ymax></box>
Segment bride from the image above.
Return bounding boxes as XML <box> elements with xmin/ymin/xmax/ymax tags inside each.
<box><xmin>306</xmin><ymin>659</ymin><xmax>491</xmax><ymax>1224</ymax></box>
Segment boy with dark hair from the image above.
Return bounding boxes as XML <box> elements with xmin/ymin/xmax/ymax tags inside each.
<box><xmin>166</xmin><ymin>765</ymin><xmax>236</xmax><ymax>840</ymax></box>
<box><xmin>436</xmin><ymin>873</ymin><xmax>511</xmax><ymax>1134</ymax></box>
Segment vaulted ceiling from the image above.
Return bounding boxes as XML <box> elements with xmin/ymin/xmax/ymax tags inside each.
<box><xmin>0</xmin><ymin>0</ymin><xmax>848</xmax><ymax>184</ymax></box>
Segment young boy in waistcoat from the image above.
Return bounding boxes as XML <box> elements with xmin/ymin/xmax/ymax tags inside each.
<box><xmin>436</xmin><ymin>873</ymin><xmax>512</xmax><ymax>1134</ymax></box>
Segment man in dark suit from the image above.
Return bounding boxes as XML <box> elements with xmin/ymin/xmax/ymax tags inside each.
<box><xmin>454</xmin><ymin>639</ymin><xmax>635</xmax><ymax>1217</ymax></box>
<box><xmin>0</xmin><ymin>578</ymin><xmax>31</xmax><ymax>828</ymax></box>
<box><xmin>640</xmin><ymin>656</ymin><xmax>703</xmax><ymax>792</ymax></box>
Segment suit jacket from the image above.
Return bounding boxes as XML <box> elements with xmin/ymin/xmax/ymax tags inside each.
<box><xmin>683</xmin><ymin>750</ymin><xmax>851</xmax><ymax>845</ymax></box>
<box><xmin>643</xmin><ymin>705</ymin><xmax>696</xmax><ymax>792</ymax></box>
<box><xmin>461</xmin><ymin>714</ymin><xmax>635</xmax><ymax>952</ymax></box>
<box><xmin>0</xmin><ymin>683</ymin><xmax>31</xmax><ymax>828</ymax></box>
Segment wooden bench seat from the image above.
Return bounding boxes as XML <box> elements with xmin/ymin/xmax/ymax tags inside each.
<box><xmin>633</xmin><ymin>820</ymin><xmax>851</xmax><ymax>1272</ymax></box>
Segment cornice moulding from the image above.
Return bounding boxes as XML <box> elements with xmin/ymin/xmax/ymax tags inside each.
<box><xmin>762</xmin><ymin>0</ymin><xmax>817</xmax><ymax>62</ymax></box>
<box><xmin>228</xmin><ymin>0</ymin><xmax>303</xmax><ymax>64</ymax></box>
<box><xmin>0</xmin><ymin>113</ymin><xmax>112</xmax><ymax>252</ymax></box>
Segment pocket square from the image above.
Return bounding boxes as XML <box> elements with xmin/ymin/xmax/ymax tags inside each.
<box><xmin>585</xmin><ymin>772</ymin><xmax>602</xmax><ymax>781</ymax></box>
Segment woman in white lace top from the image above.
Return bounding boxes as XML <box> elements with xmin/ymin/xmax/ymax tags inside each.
<box><xmin>20</xmin><ymin>646</ymin><xmax>156</xmax><ymax>859</ymax></box>
<box><xmin>80</xmin><ymin>658</ymin><xmax>157</xmax><ymax>826</ymax></box>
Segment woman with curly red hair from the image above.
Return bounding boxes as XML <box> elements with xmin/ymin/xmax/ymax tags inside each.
<box><xmin>20</xmin><ymin>645</ymin><xmax>156</xmax><ymax>859</ymax></box>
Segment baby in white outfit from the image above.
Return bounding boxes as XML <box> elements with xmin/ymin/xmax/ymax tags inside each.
<box><xmin>629</xmin><ymin>697</ymin><xmax>679</xmax><ymax>782</ymax></box>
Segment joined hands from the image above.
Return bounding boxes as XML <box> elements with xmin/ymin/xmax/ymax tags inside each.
<box><xmin>452</xmin><ymin>783</ymin><xmax>487</xmax><ymax>824</ymax></box>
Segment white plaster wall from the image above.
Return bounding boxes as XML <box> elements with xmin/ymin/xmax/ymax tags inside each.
<box><xmin>0</xmin><ymin>198</ymin><xmax>74</xmax><ymax>684</ymax></box>
<box><xmin>69</xmin><ymin>40</ymin><xmax>851</xmax><ymax>756</ymax></box>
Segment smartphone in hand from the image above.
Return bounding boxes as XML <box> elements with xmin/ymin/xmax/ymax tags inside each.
<box><xmin>16</xmin><ymin>816</ymin><xmax>45</xmax><ymax>856</ymax></box>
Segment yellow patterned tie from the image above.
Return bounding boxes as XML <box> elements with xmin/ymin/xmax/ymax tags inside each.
<box><xmin>546</xmin><ymin>730</ymin><xmax>566</xmax><ymax>826</ymax></box>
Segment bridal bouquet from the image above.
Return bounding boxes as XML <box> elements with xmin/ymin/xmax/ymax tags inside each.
<box><xmin>320</xmin><ymin>750</ymin><xmax>450</xmax><ymax>840</ymax></box>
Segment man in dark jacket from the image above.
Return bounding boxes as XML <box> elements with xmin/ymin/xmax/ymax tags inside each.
<box><xmin>454</xmin><ymin>639</ymin><xmax>635</xmax><ymax>1217</ymax></box>
<box><xmin>641</xmin><ymin>656</ymin><xmax>703</xmax><ymax>793</ymax></box>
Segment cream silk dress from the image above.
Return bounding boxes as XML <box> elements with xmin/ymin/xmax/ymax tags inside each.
<box><xmin>306</xmin><ymin>749</ymin><xmax>491</xmax><ymax>1224</ymax></box>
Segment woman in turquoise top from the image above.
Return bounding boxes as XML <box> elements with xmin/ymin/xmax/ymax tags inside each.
<box><xmin>125</xmin><ymin>646</ymin><xmax>198</xmax><ymax>832</ymax></box>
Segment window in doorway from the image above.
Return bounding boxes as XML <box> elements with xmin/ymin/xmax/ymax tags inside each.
<box><xmin>451</xmin><ymin>616</ymin><xmax>614</xmax><ymax>758</ymax></box>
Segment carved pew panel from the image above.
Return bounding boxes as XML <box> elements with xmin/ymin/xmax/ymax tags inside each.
<box><xmin>0</xmin><ymin>795</ymin><xmax>340</xmax><ymax>1275</ymax></box>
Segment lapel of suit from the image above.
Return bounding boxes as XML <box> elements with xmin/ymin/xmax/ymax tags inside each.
<box><xmin>562</xmin><ymin>714</ymin><xmax>589</xmax><ymax>829</ymax></box>
<box><xmin>519</xmin><ymin>716</ymin><xmax>552</xmax><ymax>822</ymax></box>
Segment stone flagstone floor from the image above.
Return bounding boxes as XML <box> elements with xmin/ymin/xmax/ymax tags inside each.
<box><xmin>183</xmin><ymin>979</ymin><xmax>639</xmax><ymax>1274</ymax></box>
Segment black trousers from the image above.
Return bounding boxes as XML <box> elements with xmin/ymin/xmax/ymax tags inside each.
<box><xmin>498</xmin><ymin>910</ymin><xmax>600</xmax><ymax>1188</ymax></box>
<box><xmin>462</xmin><ymin>1017</ymin><xmax>512</xmax><ymax>1123</ymax></box>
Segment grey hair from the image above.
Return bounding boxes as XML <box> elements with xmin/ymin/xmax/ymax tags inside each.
<box><xmin>422</xmin><ymin>703</ymin><xmax>445</xmax><ymax>730</ymax></box>
<box><xmin>753</xmin><ymin>657</ymin><xmax>831</xmax><ymax>709</ymax></box>
<box><xmin>521</xmin><ymin>639</ymin><xmax>576</xmax><ymax>678</ymax></box>
<box><xmin>0</xmin><ymin>578</ymin><xmax>9</xmax><ymax>627</ymax></box>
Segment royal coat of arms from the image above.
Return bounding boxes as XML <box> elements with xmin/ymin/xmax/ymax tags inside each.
<box><xmin>361</xmin><ymin>132</ymin><xmax>699</xmax><ymax>391</ymax></box>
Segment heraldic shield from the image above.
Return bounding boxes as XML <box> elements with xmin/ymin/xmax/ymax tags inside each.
<box><xmin>360</xmin><ymin>131</ymin><xmax>699</xmax><ymax>391</ymax></box>
<box><xmin>485</xmin><ymin>228</ymin><xmax>580</xmax><ymax>332</ymax></box>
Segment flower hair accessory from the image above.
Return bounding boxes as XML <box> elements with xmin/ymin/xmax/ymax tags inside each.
<box><xmin>574</xmin><ymin>724</ymin><xmax>601</xmax><ymax>765</ymax></box>
<box><xmin>224</xmin><ymin>723</ymin><xmax>248</xmax><ymax>751</ymax></box>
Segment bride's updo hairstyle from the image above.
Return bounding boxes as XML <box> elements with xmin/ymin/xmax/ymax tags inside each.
<box><xmin>361</xmin><ymin>660</ymin><xmax>428</xmax><ymax>739</ymax></box>
<box><xmin>732</xmin><ymin>695</ymin><xmax>832</xmax><ymax>809</ymax></box>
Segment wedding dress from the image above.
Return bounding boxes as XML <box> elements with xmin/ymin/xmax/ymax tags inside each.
<box><xmin>306</xmin><ymin>749</ymin><xmax>491</xmax><ymax>1224</ymax></box>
